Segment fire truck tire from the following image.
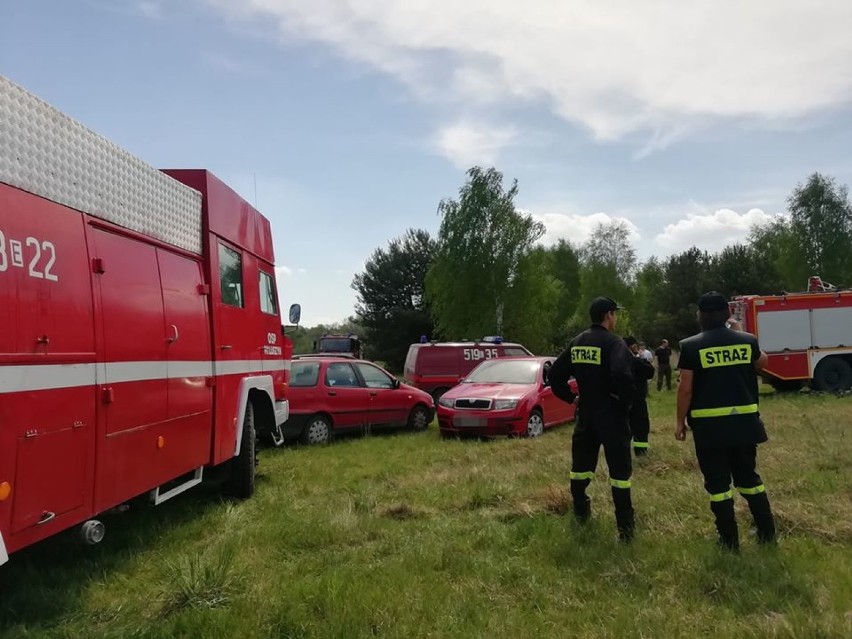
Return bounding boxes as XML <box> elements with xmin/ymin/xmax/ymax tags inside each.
<box><xmin>301</xmin><ymin>414</ymin><xmax>332</xmax><ymax>445</ymax></box>
<box><xmin>227</xmin><ymin>401</ymin><xmax>257</xmax><ymax>499</ymax></box>
<box><xmin>407</xmin><ymin>404</ymin><xmax>431</xmax><ymax>431</ymax></box>
<box><xmin>813</xmin><ymin>357</ymin><xmax>852</xmax><ymax>392</ymax></box>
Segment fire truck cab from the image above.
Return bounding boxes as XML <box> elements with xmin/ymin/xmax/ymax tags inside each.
<box><xmin>0</xmin><ymin>76</ymin><xmax>293</xmax><ymax>565</ymax></box>
<box><xmin>313</xmin><ymin>333</ymin><xmax>362</xmax><ymax>359</ymax></box>
<box><xmin>730</xmin><ymin>276</ymin><xmax>852</xmax><ymax>392</ymax></box>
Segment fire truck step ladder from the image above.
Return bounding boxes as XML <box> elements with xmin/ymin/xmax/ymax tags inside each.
<box><xmin>149</xmin><ymin>467</ymin><xmax>204</xmax><ymax>506</ymax></box>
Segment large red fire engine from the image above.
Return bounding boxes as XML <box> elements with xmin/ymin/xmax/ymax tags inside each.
<box><xmin>730</xmin><ymin>277</ymin><xmax>852</xmax><ymax>392</ymax></box>
<box><xmin>0</xmin><ymin>76</ymin><xmax>297</xmax><ymax>566</ymax></box>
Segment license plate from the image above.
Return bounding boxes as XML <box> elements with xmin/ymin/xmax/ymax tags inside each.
<box><xmin>454</xmin><ymin>416</ymin><xmax>486</xmax><ymax>428</ymax></box>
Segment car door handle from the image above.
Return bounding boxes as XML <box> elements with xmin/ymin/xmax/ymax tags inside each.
<box><xmin>328</xmin><ymin>391</ymin><xmax>337</xmax><ymax>396</ymax></box>
<box><xmin>369</xmin><ymin>392</ymin><xmax>377</xmax><ymax>397</ymax></box>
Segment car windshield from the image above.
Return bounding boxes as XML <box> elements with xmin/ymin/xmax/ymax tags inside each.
<box><xmin>463</xmin><ymin>360</ymin><xmax>539</xmax><ymax>385</ymax></box>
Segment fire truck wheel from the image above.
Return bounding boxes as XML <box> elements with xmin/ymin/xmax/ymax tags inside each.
<box><xmin>227</xmin><ymin>401</ymin><xmax>257</xmax><ymax>499</ymax></box>
<box><xmin>407</xmin><ymin>404</ymin><xmax>431</xmax><ymax>431</ymax></box>
<box><xmin>814</xmin><ymin>356</ymin><xmax>852</xmax><ymax>392</ymax></box>
<box><xmin>525</xmin><ymin>410</ymin><xmax>544</xmax><ymax>438</ymax></box>
<box><xmin>301</xmin><ymin>414</ymin><xmax>332</xmax><ymax>445</ymax></box>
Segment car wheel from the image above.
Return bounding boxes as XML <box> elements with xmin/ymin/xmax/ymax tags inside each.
<box><xmin>301</xmin><ymin>414</ymin><xmax>332</xmax><ymax>445</ymax></box>
<box><xmin>525</xmin><ymin>410</ymin><xmax>544</xmax><ymax>438</ymax></box>
<box><xmin>408</xmin><ymin>404</ymin><xmax>431</xmax><ymax>430</ymax></box>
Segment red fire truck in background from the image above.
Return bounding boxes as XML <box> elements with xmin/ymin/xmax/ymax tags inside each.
<box><xmin>730</xmin><ymin>276</ymin><xmax>852</xmax><ymax>392</ymax></box>
<box><xmin>0</xmin><ymin>76</ymin><xmax>297</xmax><ymax>566</ymax></box>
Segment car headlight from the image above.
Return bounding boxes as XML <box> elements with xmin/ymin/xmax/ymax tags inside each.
<box><xmin>438</xmin><ymin>397</ymin><xmax>454</xmax><ymax>408</ymax></box>
<box><xmin>493</xmin><ymin>399</ymin><xmax>519</xmax><ymax>410</ymax></box>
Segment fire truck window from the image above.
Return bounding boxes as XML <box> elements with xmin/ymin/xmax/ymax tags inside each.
<box><xmin>325</xmin><ymin>362</ymin><xmax>361</xmax><ymax>388</ymax></box>
<box><xmin>291</xmin><ymin>361</ymin><xmax>320</xmax><ymax>387</ymax></box>
<box><xmin>218</xmin><ymin>243</ymin><xmax>243</xmax><ymax>307</ymax></box>
<box><xmin>355</xmin><ymin>363</ymin><xmax>395</xmax><ymax>389</ymax></box>
<box><xmin>259</xmin><ymin>271</ymin><xmax>278</xmax><ymax>315</ymax></box>
<box><xmin>503</xmin><ymin>347</ymin><xmax>530</xmax><ymax>357</ymax></box>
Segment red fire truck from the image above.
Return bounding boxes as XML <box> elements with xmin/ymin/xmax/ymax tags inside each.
<box><xmin>730</xmin><ymin>277</ymin><xmax>852</xmax><ymax>392</ymax></box>
<box><xmin>0</xmin><ymin>76</ymin><xmax>297</xmax><ymax>566</ymax></box>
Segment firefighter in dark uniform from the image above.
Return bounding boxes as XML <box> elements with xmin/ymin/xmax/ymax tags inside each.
<box><xmin>676</xmin><ymin>292</ymin><xmax>777</xmax><ymax>550</ymax></box>
<box><xmin>624</xmin><ymin>336</ymin><xmax>655</xmax><ymax>456</ymax></box>
<box><xmin>550</xmin><ymin>297</ymin><xmax>636</xmax><ymax>541</ymax></box>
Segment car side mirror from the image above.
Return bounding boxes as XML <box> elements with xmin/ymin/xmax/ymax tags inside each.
<box><xmin>392</xmin><ymin>378</ymin><xmax>401</xmax><ymax>389</ymax></box>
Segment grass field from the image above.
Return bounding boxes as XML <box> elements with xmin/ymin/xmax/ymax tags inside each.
<box><xmin>1</xmin><ymin>390</ymin><xmax>851</xmax><ymax>639</ymax></box>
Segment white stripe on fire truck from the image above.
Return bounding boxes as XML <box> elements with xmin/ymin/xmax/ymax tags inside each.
<box><xmin>0</xmin><ymin>359</ymin><xmax>291</xmax><ymax>395</ymax></box>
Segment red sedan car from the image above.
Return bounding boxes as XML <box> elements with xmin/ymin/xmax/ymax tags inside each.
<box><xmin>283</xmin><ymin>357</ymin><xmax>435</xmax><ymax>444</ymax></box>
<box><xmin>436</xmin><ymin>357</ymin><xmax>578</xmax><ymax>438</ymax></box>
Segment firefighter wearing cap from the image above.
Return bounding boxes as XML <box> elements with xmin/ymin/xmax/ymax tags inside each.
<box><xmin>625</xmin><ymin>336</ymin><xmax>655</xmax><ymax>456</ymax></box>
<box><xmin>676</xmin><ymin>291</ymin><xmax>777</xmax><ymax>550</ymax></box>
<box><xmin>550</xmin><ymin>296</ymin><xmax>636</xmax><ymax>542</ymax></box>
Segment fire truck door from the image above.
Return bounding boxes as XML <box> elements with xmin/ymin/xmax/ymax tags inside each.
<box><xmin>157</xmin><ymin>249</ymin><xmax>214</xmax><ymax>468</ymax></box>
<box><xmin>91</xmin><ymin>228</ymin><xmax>168</xmax><ymax>433</ymax></box>
<box><xmin>1</xmin><ymin>188</ymin><xmax>97</xmax><ymax>535</ymax></box>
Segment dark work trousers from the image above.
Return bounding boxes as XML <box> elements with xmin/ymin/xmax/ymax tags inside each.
<box><xmin>694</xmin><ymin>443</ymin><xmax>776</xmax><ymax>548</ymax></box>
<box><xmin>569</xmin><ymin>402</ymin><xmax>634</xmax><ymax>540</ymax></box>
<box><xmin>629</xmin><ymin>396</ymin><xmax>650</xmax><ymax>453</ymax></box>
<box><xmin>656</xmin><ymin>365</ymin><xmax>672</xmax><ymax>391</ymax></box>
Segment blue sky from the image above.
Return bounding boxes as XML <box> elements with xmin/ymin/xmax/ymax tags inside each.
<box><xmin>4</xmin><ymin>0</ymin><xmax>852</xmax><ymax>325</ymax></box>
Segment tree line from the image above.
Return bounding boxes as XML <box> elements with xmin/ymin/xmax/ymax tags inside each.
<box><xmin>330</xmin><ymin>168</ymin><xmax>852</xmax><ymax>372</ymax></box>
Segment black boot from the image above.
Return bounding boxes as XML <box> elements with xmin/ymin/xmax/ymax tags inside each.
<box><xmin>570</xmin><ymin>480</ymin><xmax>591</xmax><ymax>523</ymax></box>
<box><xmin>710</xmin><ymin>499</ymin><xmax>739</xmax><ymax>551</ymax></box>
<box><xmin>612</xmin><ymin>487</ymin><xmax>635</xmax><ymax>543</ymax></box>
<box><xmin>743</xmin><ymin>492</ymin><xmax>776</xmax><ymax>544</ymax></box>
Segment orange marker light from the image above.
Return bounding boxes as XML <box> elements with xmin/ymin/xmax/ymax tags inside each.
<box><xmin>157</xmin><ymin>436</ymin><xmax>165</xmax><ymax>449</ymax></box>
<box><xmin>0</xmin><ymin>482</ymin><xmax>11</xmax><ymax>501</ymax></box>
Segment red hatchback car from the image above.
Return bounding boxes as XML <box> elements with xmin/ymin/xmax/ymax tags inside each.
<box><xmin>283</xmin><ymin>357</ymin><xmax>435</xmax><ymax>444</ymax></box>
<box><xmin>436</xmin><ymin>357</ymin><xmax>578</xmax><ymax>438</ymax></box>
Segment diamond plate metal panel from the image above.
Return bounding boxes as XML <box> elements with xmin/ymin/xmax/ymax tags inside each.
<box><xmin>0</xmin><ymin>75</ymin><xmax>202</xmax><ymax>254</ymax></box>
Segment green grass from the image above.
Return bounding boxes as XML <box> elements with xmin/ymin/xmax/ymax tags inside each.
<box><xmin>1</xmin><ymin>391</ymin><xmax>851</xmax><ymax>638</ymax></box>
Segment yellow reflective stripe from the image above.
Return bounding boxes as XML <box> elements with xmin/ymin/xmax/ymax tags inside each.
<box><xmin>736</xmin><ymin>485</ymin><xmax>766</xmax><ymax>495</ymax></box>
<box><xmin>570</xmin><ymin>471</ymin><xmax>595</xmax><ymax>481</ymax></box>
<box><xmin>571</xmin><ymin>346</ymin><xmax>601</xmax><ymax>365</ymax></box>
<box><xmin>699</xmin><ymin>344</ymin><xmax>752</xmax><ymax>368</ymax></box>
<box><xmin>610</xmin><ymin>478</ymin><xmax>631</xmax><ymax>489</ymax></box>
<box><xmin>710</xmin><ymin>490</ymin><xmax>733</xmax><ymax>502</ymax></box>
<box><xmin>690</xmin><ymin>404</ymin><xmax>758</xmax><ymax>418</ymax></box>
<box><xmin>633</xmin><ymin>442</ymin><xmax>649</xmax><ymax>449</ymax></box>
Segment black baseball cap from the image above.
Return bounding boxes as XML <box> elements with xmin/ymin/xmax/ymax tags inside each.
<box><xmin>698</xmin><ymin>291</ymin><xmax>729</xmax><ymax>312</ymax></box>
<box><xmin>589</xmin><ymin>296</ymin><xmax>623</xmax><ymax>317</ymax></box>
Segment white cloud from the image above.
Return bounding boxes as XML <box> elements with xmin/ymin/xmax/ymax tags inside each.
<box><xmin>204</xmin><ymin>1</ymin><xmax>852</xmax><ymax>151</ymax></box>
<box><xmin>275</xmin><ymin>265</ymin><xmax>293</xmax><ymax>277</ymax></box>
<box><xmin>434</xmin><ymin>121</ymin><xmax>517</xmax><ymax>169</ymax></box>
<box><xmin>136</xmin><ymin>1</ymin><xmax>163</xmax><ymax>20</ymax></box>
<box><xmin>529</xmin><ymin>211</ymin><xmax>641</xmax><ymax>247</ymax></box>
<box><xmin>655</xmin><ymin>208</ymin><xmax>779</xmax><ymax>252</ymax></box>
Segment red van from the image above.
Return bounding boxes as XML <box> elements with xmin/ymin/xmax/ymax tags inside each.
<box><xmin>403</xmin><ymin>337</ymin><xmax>532</xmax><ymax>401</ymax></box>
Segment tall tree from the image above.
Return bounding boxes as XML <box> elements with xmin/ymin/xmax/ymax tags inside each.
<box><xmin>708</xmin><ymin>243</ymin><xmax>784</xmax><ymax>297</ymax></box>
<box><xmin>502</xmin><ymin>249</ymin><xmax>562</xmax><ymax>354</ymax></box>
<box><xmin>426</xmin><ymin>167</ymin><xmax>545</xmax><ymax>340</ymax></box>
<box><xmin>568</xmin><ymin>221</ymin><xmax>638</xmax><ymax>337</ymax></box>
<box><xmin>787</xmin><ymin>172</ymin><xmax>852</xmax><ymax>285</ymax></box>
<box><xmin>352</xmin><ymin>229</ymin><xmax>436</xmax><ymax>371</ymax></box>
